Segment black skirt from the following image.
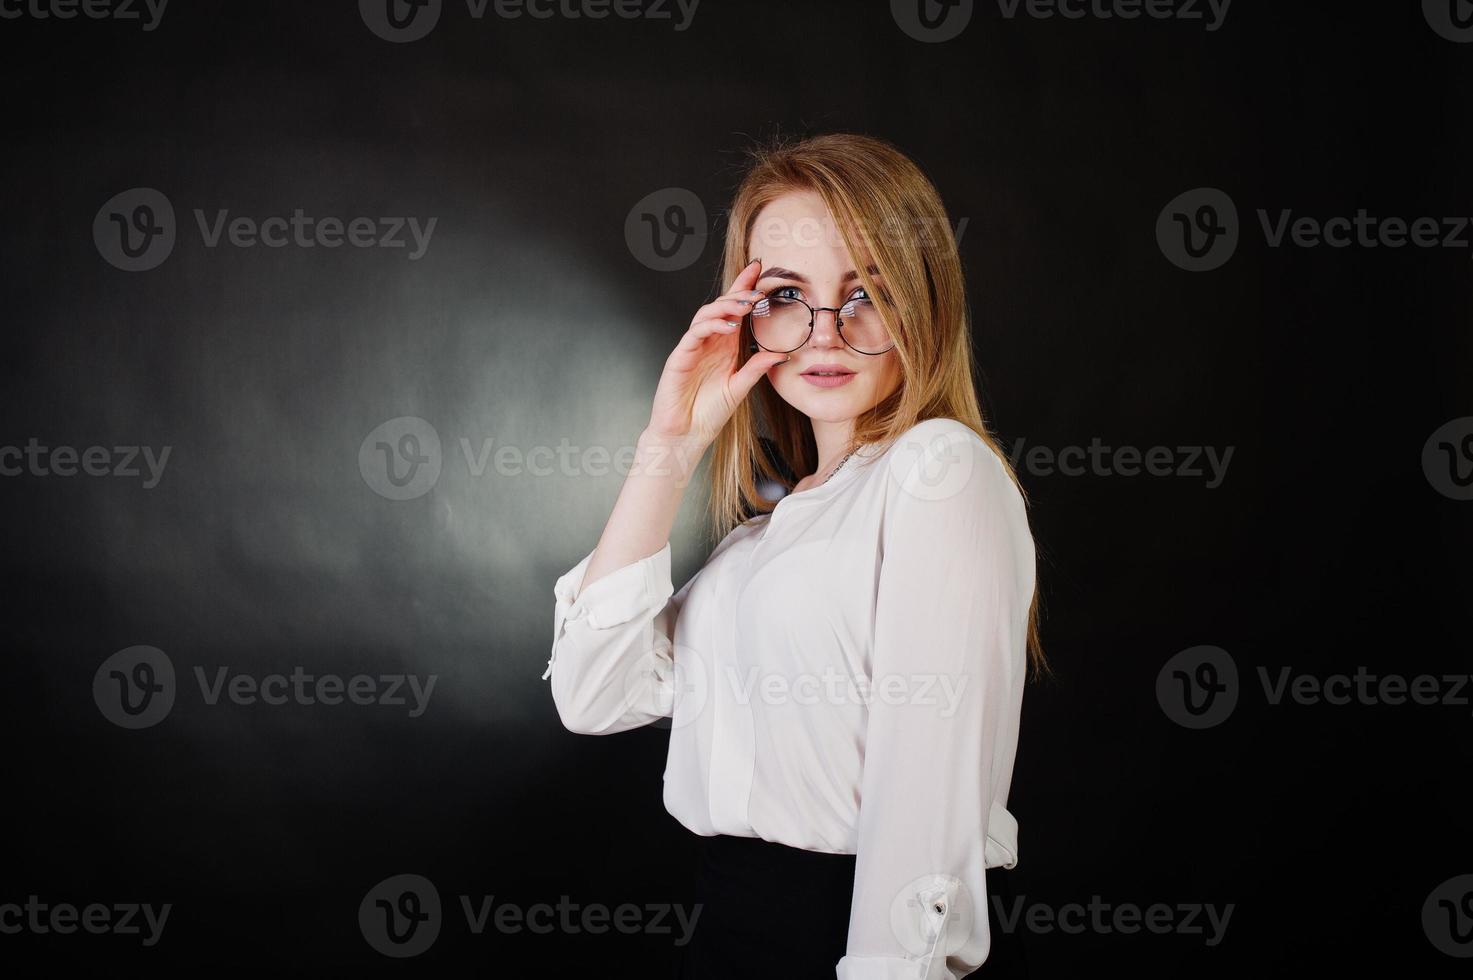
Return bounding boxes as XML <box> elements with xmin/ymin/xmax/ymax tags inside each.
<box><xmin>674</xmin><ymin>831</ymin><xmax>1030</xmax><ymax>979</ymax></box>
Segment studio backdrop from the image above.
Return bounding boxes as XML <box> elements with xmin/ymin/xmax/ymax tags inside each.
<box><xmin>0</xmin><ymin>1</ymin><xmax>1467</xmax><ymax>975</ymax></box>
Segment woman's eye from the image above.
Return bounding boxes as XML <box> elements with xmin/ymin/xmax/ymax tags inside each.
<box><xmin>770</xmin><ymin>286</ymin><xmax>803</xmax><ymax>302</ymax></box>
<box><xmin>848</xmin><ymin>288</ymin><xmax>874</xmax><ymax>305</ymax></box>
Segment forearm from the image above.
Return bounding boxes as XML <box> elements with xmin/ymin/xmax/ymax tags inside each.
<box><xmin>578</xmin><ymin>428</ymin><xmax>705</xmax><ymax>596</ymax></box>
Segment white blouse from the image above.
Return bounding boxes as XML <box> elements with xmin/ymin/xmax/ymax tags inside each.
<box><xmin>540</xmin><ymin>417</ymin><xmax>1034</xmax><ymax>980</ymax></box>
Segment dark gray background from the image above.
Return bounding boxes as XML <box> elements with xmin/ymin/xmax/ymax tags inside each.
<box><xmin>0</xmin><ymin>0</ymin><xmax>1467</xmax><ymax>974</ymax></box>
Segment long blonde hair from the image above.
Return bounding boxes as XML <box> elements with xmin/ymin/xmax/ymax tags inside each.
<box><xmin>704</xmin><ymin>132</ymin><xmax>1049</xmax><ymax>680</ymax></box>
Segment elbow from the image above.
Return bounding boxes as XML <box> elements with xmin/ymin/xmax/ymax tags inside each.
<box><xmin>553</xmin><ymin>703</ymin><xmax>615</xmax><ymax>737</ymax></box>
<box><xmin>547</xmin><ymin>664</ymin><xmax>618</xmax><ymax>736</ymax></box>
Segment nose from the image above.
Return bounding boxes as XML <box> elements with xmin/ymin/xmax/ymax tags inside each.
<box><xmin>806</xmin><ymin>306</ymin><xmax>846</xmax><ymax>350</ymax></box>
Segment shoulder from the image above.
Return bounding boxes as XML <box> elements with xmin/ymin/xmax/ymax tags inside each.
<box><xmin>877</xmin><ymin>419</ymin><xmax>1034</xmax><ymax>566</ymax></box>
<box><xmin>882</xmin><ymin>417</ymin><xmax>1017</xmax><ymax>502</ymax></box>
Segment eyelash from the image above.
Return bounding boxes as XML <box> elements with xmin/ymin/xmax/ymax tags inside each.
<box><xmin>770</xmin><ymin>286</ymin><xmax>872</xmax><ymax>303</ymax></box>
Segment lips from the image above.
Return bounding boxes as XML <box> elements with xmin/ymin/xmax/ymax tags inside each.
<box><xmin>799</xmin><ymin>364</ymin><xmax>856</xmax><ymax>377</ymax></box>
<box><xmin>798</xmin><ymin>364</ymin><xmax>858</xmax><ymax>389</ymax></box>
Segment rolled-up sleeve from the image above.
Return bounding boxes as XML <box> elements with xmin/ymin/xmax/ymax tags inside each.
<box><xmin>540</xmin><ymin>541</ymin><xmax>684</xmax><ymax>735</ymax></box>
<box><xmin>837</xmin><ymin>423</ymin><xmax>1034</xmax><ymax>980</ymax></box>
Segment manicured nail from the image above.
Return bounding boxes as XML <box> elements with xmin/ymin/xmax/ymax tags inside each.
<box><xmin>726</xmin><ymin>321</ymin><xmax>738</xmax><ymax>328</ymax></box>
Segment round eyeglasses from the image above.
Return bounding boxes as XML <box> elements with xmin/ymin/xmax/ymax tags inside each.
<box><xmin>748</xmin><ymin>287</ymin><xmax>896</xmax><ymax>355</ymax></box>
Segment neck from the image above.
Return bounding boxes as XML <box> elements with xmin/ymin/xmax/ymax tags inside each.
<box><xmin>810</xmin><ymin>418</ymin><xmax>855</xmax><ymax>474</ymax></box>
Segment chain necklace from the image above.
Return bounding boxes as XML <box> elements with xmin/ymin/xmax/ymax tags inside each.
<box><xmin>822</xmin><ymin>446</ymin><xmax>860</xmax><ymax>485</ymax></box>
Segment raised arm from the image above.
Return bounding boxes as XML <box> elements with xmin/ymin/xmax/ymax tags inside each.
<box><xmin>541</xmin><ymin>259</ymin><xmax>792</xmax><ymax>734</ymax></box>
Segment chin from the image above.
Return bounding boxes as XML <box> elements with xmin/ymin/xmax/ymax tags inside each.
<box><xmin>775</xmin><ymin>382</ymin><xmax>875</xmax><ymax>421</ymax></box>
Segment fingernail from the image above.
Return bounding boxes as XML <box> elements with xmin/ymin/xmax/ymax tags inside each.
<box><xmin>739</xmin><ymin>299</ymin><xmax>751</xmax><ymax>306</ymax></box>
<box><xmin>726</xmin><ymin>321</ymin><xmax>738</xmax><ymax>328</ymax></box>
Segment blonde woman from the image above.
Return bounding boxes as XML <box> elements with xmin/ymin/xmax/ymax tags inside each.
<box><xmin>541</xmin><ymin>133</ymin><xmax>1045</xmax><ymax>979</ymax></box>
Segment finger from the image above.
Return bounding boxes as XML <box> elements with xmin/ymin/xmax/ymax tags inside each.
<box><xmin>717</xmin><ymin>279</ymin><xmax>767</xmax><ymax>302</ymax></box>
<box><xmin>725</xmin><ymin>257</ymin><xmax>764</xmax><ymax>296</ymax></box>
<box><xmin>690</xmin><ymin>296</ymin><xmax>758</xmax><ymax>324</ymax></box>
<box><xmin>729</xmin><ymin>349</ymin><xmax>791</xmax><ymax>398</ymax></box>
<box><xmin>674</xmin><ymin>315</ymin><xmax>741</xmax><ymax>354</ymax></box>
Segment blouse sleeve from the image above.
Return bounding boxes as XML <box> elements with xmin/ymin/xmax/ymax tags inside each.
<box><xmin>540</xmin><ymin>541</ymin><xmax>687</xmax><ymax>735</ymax></box>
<box><xmin>836</xmin><ymin>422</ymin><xmax>1034</xmax><ymax>980</ymax></box>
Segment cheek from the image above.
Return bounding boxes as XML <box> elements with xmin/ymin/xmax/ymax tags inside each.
<box><xmin>872</xmin><ymin>356</ymin><xmax>900</xmax><ymax>390</ymax></box>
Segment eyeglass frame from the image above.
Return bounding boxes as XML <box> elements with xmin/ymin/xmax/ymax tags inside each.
<box><xmin>746</xmin><ymin>289</ymin><xmax>896</xmax><ymax>356</ymax></box>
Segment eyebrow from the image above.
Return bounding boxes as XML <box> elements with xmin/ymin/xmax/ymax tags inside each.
<box><xmin>758</xmin><ymin>264</ymin><xmax>881</xmax><ymax>285</ymax></box>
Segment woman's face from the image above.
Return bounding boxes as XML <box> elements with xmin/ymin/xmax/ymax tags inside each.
<box><xmin>749</xmin><ymin>190</ymin><xmax>903</xmax><ymax>427</ymax></box>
